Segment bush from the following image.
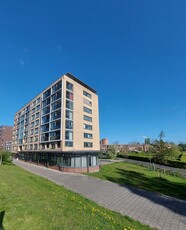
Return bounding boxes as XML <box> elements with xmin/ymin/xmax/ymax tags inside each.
<box><xmin>0</xmin><ymin>151</ymin><xmax>13</xmax><ymax>165</ymax></box>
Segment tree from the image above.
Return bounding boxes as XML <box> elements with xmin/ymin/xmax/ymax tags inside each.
<box><xmin>0</xmin><ymin>151</ymin><xmax>12</xmax><ymax>165</ymax></box>
<box><xmin>150</xmin><ymin>131</ymin><xmax>171</xmax><ymax>166</ymax></box>
<box><xmin>107</xmin><ymin>145</ymin><xmax>118</xmax><ymax>159</ymax></box>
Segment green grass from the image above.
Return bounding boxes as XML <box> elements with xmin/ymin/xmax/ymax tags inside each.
<box><xmin>0</xmin><ymin>165</ymin><xmax>153</xmax><ymax>230</ymax></box>
<box><xmin>182</xmin><ymin>152</ymin><xmax>186</xmax><ymax>162</ymax></box>
<box><xmin>88</xmin><ymin>162</ymin><xmax>186</xmax><ymax>200</ymax></box>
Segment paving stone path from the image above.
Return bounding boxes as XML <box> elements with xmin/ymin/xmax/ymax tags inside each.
<box><xmin>14</xmin><ymin>160</ymin><xmax>186</xmax><ymax>230</ymax></box>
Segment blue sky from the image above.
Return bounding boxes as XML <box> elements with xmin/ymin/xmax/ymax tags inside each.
<box><xmin>1</xmin><ymin>0</ymin><xmax>186</xmax><ymax>144</ymax></box>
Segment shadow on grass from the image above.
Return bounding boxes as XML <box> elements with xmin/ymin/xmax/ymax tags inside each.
<box><xmin>103</xmin><ymin>168</ymin><xmax>186</xmax><ymax>215</ymax></box>
<box><xmin>0</xmin><ymin>210</ymin><xmax>5</xmax><ymax>230</ymax></box>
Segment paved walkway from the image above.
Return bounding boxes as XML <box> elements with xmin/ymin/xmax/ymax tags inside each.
<box><xmin>14</xmin><ymin>160</ymin><xmax>186</xmax><ymax>230</ymax></box>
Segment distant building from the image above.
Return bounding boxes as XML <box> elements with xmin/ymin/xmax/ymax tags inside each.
<box><xmin>4</xmin><ymin>141</ymin><xmax>12</xmax><ymax>151</ymax></box>
<box><xmin>100</xmin><ymin>138</ymin><xmax>109</xmax><ymax>145</ymax></box>
<box><xmin>12</xmin><ymin>73</ymin><xmax>100</xmax><ymax>173</ymax></box>
<box><xmin>0</xmin><ymin>126</ymin><xmax>13</xmax><ymax>151</ymax></box>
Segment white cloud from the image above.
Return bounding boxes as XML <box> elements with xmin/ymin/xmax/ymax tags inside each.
<box><xmin>20</xmin><ymin>59</ymin><xmax>25</xmax><ymax>67</ymax></box>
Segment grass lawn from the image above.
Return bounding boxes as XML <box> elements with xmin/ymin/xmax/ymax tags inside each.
<box><xmin>88</xmin><ymin>162</ymin><xmax>186</xmax><ymax>200</ymax></box>
<box><xmin>0</xmin><ymin>165</ymin><xmax>153</xmax><ymax>230</ymax></box>
<box><xmin>182</xmin><ymin>152</ymin><xmax>186</xmax><ymax>162</ymax></box>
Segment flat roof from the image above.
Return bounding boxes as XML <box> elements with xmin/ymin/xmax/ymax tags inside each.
<box><xmin>66</xmin><ymin>73</ymin><xmax>97</xmax><ymax>94</ymax></box>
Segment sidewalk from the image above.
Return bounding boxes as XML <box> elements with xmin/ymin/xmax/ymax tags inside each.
<box><xmin>14</xmin><ymin>160</ymin><xmax>186</xmax><ymax>230</ymax></box>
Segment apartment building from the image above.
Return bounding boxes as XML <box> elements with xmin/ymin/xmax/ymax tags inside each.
<box><xmin>12</xmin><ymin>73</ymin><xmax>100</xmax><ymax>172</ymax></box>
<box><xmin>0</xmin><ymin>125</ymin><xmax>13</xmax><ymax>151</ymax></box>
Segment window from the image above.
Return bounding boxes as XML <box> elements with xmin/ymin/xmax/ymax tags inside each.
<box><xmin>65</xmin><ymin>141</ymin><xmax>73</xmax><ymax>147</ymax></box>
<box><xmin>34</xmin><ymin>144</ymin><xmax>37</xmax><ymax>150</ymax></box>
<box><xmin>66</xmin><ymin>100</ymin><xmax>73</xmax><ymax>110</ymax></box>
<box><xmin>37</xmin><ymin>97</ymin><xmax>40</xmax><ymax>104</ymax></box>
<box><xmin>65</xmin><ymin>131</ymin><xmax>73</xmax><ymax>140</ymax></box>
<box><xmin>84</xmin><ymin>115</ymin><xmax>92</xmax><ymax>122</ymax></box>
<box><xmin>36</xmin><ymin>105</ymin><xmax>40</xmax><ymax>111</ymax></box>
<box><xmin>50</xmin><ymin>130</ymin><xmax>60</xmax><ymax>140</ymax></box>
<box><xmin>52</xmin><ymin>80</ymin><xmax>62</xmax><ymax>93</ymax></box>
<box><xmin>51</xmin><ymin>90</ymin><xmax>61</xmax><ymax>102</ymax></box>
<box><xmin>83</xmin><ymin>90</ymin><xmax>92</xmax><ymax>99</ymax></box>
<box><xmin>41</xmin><ymin>133</ymin><xmax>49</xmax><ymax>142</ymax></box>
<box><xmin>51</xmin><ymin>100</ymin><xmax>61</xmax><ymax>111</ymax></box>
<box><xmin>84</xmin><ymin>124</ymin><xmax>92</xmax><ymax>130</ymax></box>
<box><xmin>83</xmin><ymin>107</ymin><xmax>92</xmax><ymax>114</ymax></box>
<box><xmin>43</xmin><ymin>89</ymin><xmax>51</xmax><ymax>99</ymax></box>
<box><xmin>42</xmin><ymin>106</ymin><xmax>50</xmax><ymax>115</ymax></box>
<box><xmin>30</xmin><ymin>137</ymin><xmax>33</xmax><ymax>142</ymax></box>
<box><xmin>42</xmin><ymin>98</ymin><xmax>50</xmax><ymax>107</ymax></box>
<box><xmin>36</xmin><ymin>112</ymin><xmax>39</xmax><ymax>119</ymax></box>
<box><xmin>31</xmin><ymin>115</ymin><xmax>35</xmax><ymax>121</ymax></box>
<box><xmin>35</xmin><ymin>128</ymin><xmax>38</xmax><ymax>134</ymax></box>
<box><xmin>42</xmin><ymin>114</ymin><xmax>50</xmax><ymax>124</ymax></box>
<box><xmin>83</xmin><ymin>98</ymin><xmax>92</xmax><ymax>106</ymax></box>
<box><xmin>84</xmin><ymin>142</ymin><xmax>93</xmax><ymax>148</ymax></box>
<box><xmin>30</xmin><ymin>129</ymin><xmax>34</xmax><ymax>135</ymax></box>
<box><xmin>50</xmin><ymin>120</ymin><xmax>61</xmax><ymax>130</ymax></box>
<box><xmin>41</xmin><ymin>124</ymin><xmax>49</xmax><ymax>133</ymax></box>
<box><xmin>84</xmin><ymin>133</ymin><xmax>93</xmax><ymax>139</ymax></box>
<box><xmin>66</xmin><ymin>81</ymin><xmax>73</xmax><ymax>91</ymax></box>
<box><xmin>35</xmin><ymin>120</ymin><xmax>39</xmax><ymax>126</ymax></box>
<box><xmin>51</xmin><ymin>110</ymin><xmax>61</xmax><ymax>121</ymax></box>
<box><xmin>31</xmin><ymin>122</ymin><xmax>34</xmax><ymax>128</ymax></box>
<box><xmin>65</xmin><ymin>120</ymin><xmax>73</xmax><ymax>129</ymax></box>
<box><xmin>32</xmin><ymin>108</ymin><xmax>35</xmax><ymax>114</ymax></box>
<box><xmin>34</xmin><ymin>136</ymin><xmax>38</xmax><ymax>142</ymax></box>
<box><xmin>33</xmin><ymin>100</ymin><xmax>36</xmax><ymax>106</ymax></box>
<box><xmin>66</xmin><ymin>91</ymin><xmax>73</xmax><ymax>100</ymax></box>
<box><xmin>66</xmin><ymin>110</ymin><xmax>73</xmax><ymax>120</ymax></box>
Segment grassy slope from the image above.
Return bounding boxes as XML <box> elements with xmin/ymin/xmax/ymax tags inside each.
<box><xmin>88</xmin><ymin>162</ymin><xmax>186</xmax><ymax>200</ymax></box>
<box><xmin>0</xmin><ymin>165</ymin><xmax>152</xmax><ymax>230</ymax></box>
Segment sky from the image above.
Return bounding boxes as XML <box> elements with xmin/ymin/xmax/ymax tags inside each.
<box><xmin>1</xmin><ymin>0</ymin><xmax>186</xmax><ymax>144</ymax></box>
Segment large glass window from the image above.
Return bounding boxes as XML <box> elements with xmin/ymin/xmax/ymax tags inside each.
<box><xmin>84</xmin><ymin>124</ymin><xmax>92</xmax><ymax>130</ymax></box>
<box><xmin>51</xmin><ymin>90</ymin><xmax>61</xmax><ymax>102</ymax></box>
<box><xmin>50</xmin><ymin>130</ymin><xmax>60</xmax><ymax>140</ymax></box>
<box><xmin>65</xmin><ymin>131</ymin><xmax>73</xmax><ymax>140</ymax></box>
<box><xmin>42</xmin><ymin>98</ymin><xmax>50</xmax><ymax>107</ymax></box>
<box><xmin>84</xmin><ymin>142</ymin><xmax>93</xmax><ymax>148</ymax></box>
<box><xmin>41</xmin><ymin>124</ymin><xmax>49</xmax><ymax>133</ymax></box>
<box><xmin>66</xmin><ymin>100</ymin><xmax>73</xmax><ymax>110</ymax></box>
<box><xmin>65</xmin><ymin>120</ymin><xmax>73</xmax><ymax>130</ymax></box>
<box><xmin>42</xmin><ymin>114</ymin><xmax>50</xmax><ymax>124</ymax></box>
<box><xmin>51</xmin><ymin>110</ymin><xmax>61</xmax><ymax>121</ymax></box>
<box><xmin>51</xmin><ymin>100</ymin><xmax>61</xmax><ymax>111</ymax></box>
<box><xmin>43</xmin><ymin>89</ymin><xmax>51</xmax><ymax>99</ymax></box>
<box><xmin>66</xmin><ymin>81</ymin><xmax>73</xmax><ymax>91</ymax></box>
<box><xmin>65</xmin><ymin>141</ymin><xmax>73</xmax><ymax>147</ymax></box>
<box><xmin>66</xmin><ymin>91</ymin><xmax>73</xmax><ymax>101</ymax></box>
<box><xmin>52</xmin><ymin>80</ymin><xmax>62</xmax><ymax>93</ymax></box>
<box><xmin>84</xmin><ymin>133</ymin><xmax>93</xmax><ymax>139</ymax></box>
<box><xmin>83</xmin><ymin>106</ymin><xmax>92</xmax><ymax>114</ymax></box>
<box><xmin>50</xmin><ymin>120</ymin><xmax>61</xmax><ymax>130</ymax></box>
<box><xmin>83</xmin><ymin>90</ymin><xmax>92</xmax><ymax>99</ymax></box>
<box><xmin>42</xmin><ymin>106</ymin><xmax>50</xmax><ymax>115</ymax></box>
<box><xmin>66</xmin><ymin>110</ymin><xmax>73</xmax><ymax>120</ymax></box>
<box><xmin>83</xmin><ymin>98</ymin><xmax>92</xmax><ymax>106</ymax></box>
<box><xmin>84</xmin><ymin>115</ymin><xmax>92</xmax><ymax>122</ymax></box>
<box><xmin>41</xmin><ymin>133</ymin><xmax>49</xmax><ymax>142</ymax></box>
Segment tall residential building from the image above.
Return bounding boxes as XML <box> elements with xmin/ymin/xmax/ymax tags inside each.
<box><xmin>12</xmin><ymin>73</ymin><xmax>100</xmax><ymax>172</ymax></box>
<box><xmin>0</xmin><ymin>125</ymin><xmax>13</xmax><ymax>151</ymax></box>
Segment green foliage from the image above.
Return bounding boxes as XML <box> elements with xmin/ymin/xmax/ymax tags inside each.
<box><xmin>0</xmin><ymin>151</ymin><xmax>12</xmax><ymax>165</ymax></box>
<box><xmin>150</xmin><ymin>131</ymin><xmax>171</xmax><ymax>165</ymax></box>
<box><xmin>169</xmin><ymin>145</ymin><xmax>182</xmax><ymax>160</ymax></box>
<box><xmin>107</xmin><ymin>145</ymin><xmax>118</xmax><ymax>159</ymax></box>
<box><xmin>178</xmin><ymin>143</ymin><xmax>186</xmax><ymax>151</ymax></box>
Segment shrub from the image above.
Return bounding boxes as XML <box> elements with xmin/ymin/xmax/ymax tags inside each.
<box><xmin>0</xmin><ymin>151</ymin><xmax>13</xmax><ymax>165</ymax></box>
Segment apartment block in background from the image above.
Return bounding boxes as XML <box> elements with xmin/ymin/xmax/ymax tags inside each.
<box><xmin>0</xmin><ymin>125</ymin><xmax>13</xmax><ymax>151</ymax></box>
<box><xmin>12</xmin><ymin>73</ymin><xmax>100</xmax><ymax>172</ymax></box>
